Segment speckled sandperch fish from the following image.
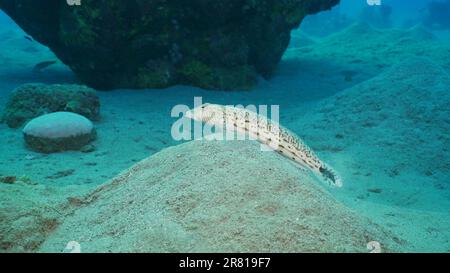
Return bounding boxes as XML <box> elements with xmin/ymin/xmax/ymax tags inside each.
<box><xmin>185</xmin><ymin>103</ymin><xmax>343</xmax><ymax>187</ymax></box>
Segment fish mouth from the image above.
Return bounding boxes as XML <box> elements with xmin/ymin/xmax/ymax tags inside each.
<box><xmin>319</xmin><ymin>166</ymin><xmax>343</xmax><ymax>187</ymax></box>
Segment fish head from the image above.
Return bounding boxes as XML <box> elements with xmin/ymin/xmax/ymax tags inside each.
<box><xmin>185</xmin><ymin>103</ymin><xmax>218</xmax><ymax>124</ymax></box>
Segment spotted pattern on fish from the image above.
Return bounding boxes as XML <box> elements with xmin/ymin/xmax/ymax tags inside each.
<box><xmin>185</xmin><ymin>103</ymin><xmax>343</xmax><ymax>187</ymax></box>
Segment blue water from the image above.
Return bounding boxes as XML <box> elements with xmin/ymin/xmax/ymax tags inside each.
<box><xmin>0</xmin><ymin>1</ymin><xmax>449</xmax><ymax>253</ymax></box>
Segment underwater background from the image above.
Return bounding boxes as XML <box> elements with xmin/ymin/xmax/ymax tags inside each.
<box><xmin>0</xmin><ymin>0</ymin><xmax>449</xmax><ymax>252</ymax></box>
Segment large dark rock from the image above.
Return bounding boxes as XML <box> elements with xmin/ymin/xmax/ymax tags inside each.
<box><xmin>0</xmin><ymin>0</ymin><xmax>339</xmax><ymax>90</ymax></box>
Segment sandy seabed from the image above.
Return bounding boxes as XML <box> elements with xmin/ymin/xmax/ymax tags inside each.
<box><xmin>0</xmin><ymin>21</ymin><xmax>449</xmax><ymax>252</ymax></box>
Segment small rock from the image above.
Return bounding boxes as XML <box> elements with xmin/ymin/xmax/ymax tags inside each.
<box><xmin>46</xmin><ymin>169</ymin><xmax>75</xmax><ymax>179</ymax></box>
<box><xmin>80</xmin><ymin>144</ymin><xmax>96</xmax><ymax>153</ymax></box>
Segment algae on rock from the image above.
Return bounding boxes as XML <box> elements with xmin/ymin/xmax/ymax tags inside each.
<box><xmin>40</xmin><ymin>140</ymin><xmax>403</xmax><ymax>253</ymax></box>
<box><xmin>1</xmin><ymin>83</ymin><xmax>100</xmax><ymax>128</ymax></box>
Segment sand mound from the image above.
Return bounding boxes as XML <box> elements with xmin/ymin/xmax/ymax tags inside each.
<box><xmin>288</xmin><ymin>22</ymin><xmax>450</xmax><ymax>86</ymax></box>
<box><xmin>0</xmin><ymin>183</ymin><xmax>59</xmax><ymax>252</ymax></box>
<box><xmin>40</xmin><ymin>140</ymin><xmax>402</xmax><ymax>253</ymax></box>
<box><xmin>295</xmin><ymin>57</ymin><xmax>450</xmax><ymax>212</ymax></box>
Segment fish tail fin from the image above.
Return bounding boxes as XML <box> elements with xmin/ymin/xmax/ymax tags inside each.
<box><xmin>319</xmin><ymin>165</ymin><xmax>343</xmax><ymax>187</ymax></box>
